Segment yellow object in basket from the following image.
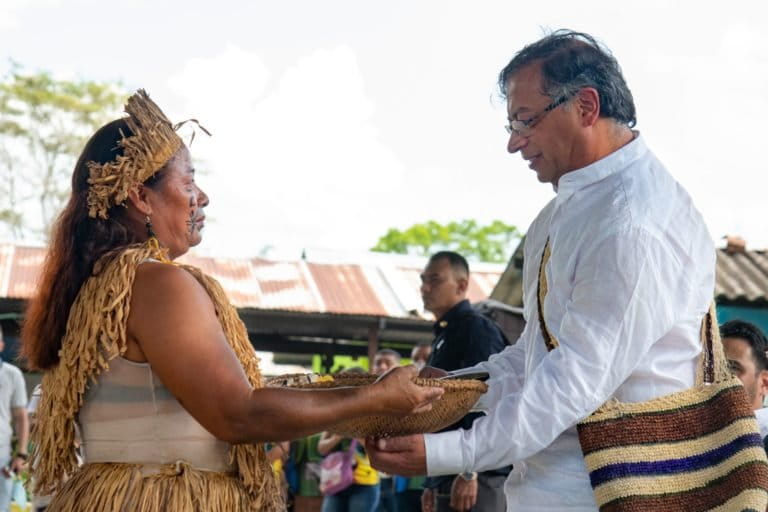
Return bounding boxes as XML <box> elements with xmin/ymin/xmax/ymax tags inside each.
<box><xmin>316</xmin><ymin>375</ymin><xmax>334</xmax><ymax>382</ymax></box>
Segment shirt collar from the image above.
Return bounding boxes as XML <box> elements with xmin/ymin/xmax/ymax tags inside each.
<box><xmin>555</xmin><ymin>131</ymin><xmax>646</xmax><ymax>205</ymax></box>
<box><xmin>433</xmin><ymin>299</ymin><xmax>472</xmax><ymax>335</ymax></box>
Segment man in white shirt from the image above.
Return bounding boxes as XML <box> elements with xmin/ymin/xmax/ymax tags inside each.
<box><xmin>367</xmin><ymin>30</ymin><xmax>715</xmax><ymax>511</ymax></box>
<box><xmin>0</xmin><ymin>326</ymin><xmax>29</xmax><ymax>510</ymax></box>
<box><xmin>721</xmin><ymin>320</ymin><xmax>768</xmax><ymax>439</ymax></box>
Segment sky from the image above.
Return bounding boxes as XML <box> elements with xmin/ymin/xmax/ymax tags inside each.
<box><xmin>1</xmin><ymin>0</ymin><xmax>767</xmax><ymax>258</ymax></box>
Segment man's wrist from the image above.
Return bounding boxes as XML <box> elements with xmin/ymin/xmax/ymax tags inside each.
<box><xmin>13</xmin><ymin>453</ymin><xmax>28</xmax><ymax>461</ymax></box>
<box><xmin>459</xmin><ymin>471</ymin><xmax>477</xmax><ymax>481</ymax></box>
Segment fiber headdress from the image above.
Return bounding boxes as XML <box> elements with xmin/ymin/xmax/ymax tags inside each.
<box><xmin>86</xmin><ymin>89</ymin><xmax>183</xmax><ymax>219</ymax></box>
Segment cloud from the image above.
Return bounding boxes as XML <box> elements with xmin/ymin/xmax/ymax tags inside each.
<box><xmin>168</xmin><ymin>44</ymin><xmax>272</xmax><ymax>124</ymax></box>
<box><xmin>631</xmin><ymin>21</ymin><xmax>768</xmax><ymax>247</ymax></box>
<box><xmin>0</xmin><ymin>0</ymin><xmax>62</xmax><ymax>30</ymax></box>
<box><xmin>169</xmin><ymin>44</ymin><xmax>407</xmax><ymax>256</ymax></box>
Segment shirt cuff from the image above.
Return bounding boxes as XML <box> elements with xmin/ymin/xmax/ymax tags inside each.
<box><xmin>425</xmin><ymin>430</ymin><xmax>466</xmax><ymax>476</ymax></box>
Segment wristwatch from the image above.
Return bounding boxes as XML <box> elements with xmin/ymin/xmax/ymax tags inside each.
<box><xmin>459</xmin><ymin>471</ymin><xmax>477</xmax><ymax>481</ymax></box>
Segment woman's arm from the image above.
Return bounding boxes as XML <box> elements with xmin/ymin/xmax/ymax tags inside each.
<box><xmin>127</xmin><ymin>263</ymin><xmax>442</xmax><ymax>444</ymax></box>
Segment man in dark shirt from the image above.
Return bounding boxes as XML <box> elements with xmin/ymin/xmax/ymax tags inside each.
<box><xmin>420</xmin><ymin>251</ymin><xmax>510</xmax><ymax>512</ymax></box>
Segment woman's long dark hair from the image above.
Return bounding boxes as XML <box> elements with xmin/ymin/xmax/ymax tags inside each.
<box><xmin>22</xmin><ymin>119</ymin><xmax>166</xmax><ymax>370</ymax></box>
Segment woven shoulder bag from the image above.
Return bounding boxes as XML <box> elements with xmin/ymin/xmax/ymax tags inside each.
<box><xmin>537</xmin><ymin>240</ymin><xmax>768</xmax><ymax>511</ymax></box>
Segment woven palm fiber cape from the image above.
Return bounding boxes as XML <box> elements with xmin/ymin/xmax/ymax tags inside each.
<box><xmin>537</xmin><ymin>241</ymin><xmax>768</xmax><ymax>512</ymax></box>
<box><xmin>30</xmin><ymin>90</ymin><xmax>283</xmax><ymax>511</ymax></box>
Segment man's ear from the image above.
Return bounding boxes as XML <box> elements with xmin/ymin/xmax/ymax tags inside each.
<box><xmin>575</xmin><ymin>87</ymin><xmax>601</xmax><ymax>127</ymax></box>
<box><xmin>126</xmin><ymin>184</ymin><xmax>153</xmax><ymax>217</ymax></box>
<box><xmin>457</xmin><ymin>276</ymin><xmax>469</xmax><ymax>296</ymax></box>
<box><xmin>758</xmin><ymin>369</ymin><xmax>768</xmax><ymax>402</ymax></box>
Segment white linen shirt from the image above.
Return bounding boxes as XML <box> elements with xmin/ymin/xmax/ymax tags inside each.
<box><xmin>424</xmin><ymin>135</ymin><xmax>716</xmax><ymax>511</ymax></box>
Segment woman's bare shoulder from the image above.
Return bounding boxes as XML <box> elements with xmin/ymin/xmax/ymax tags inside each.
<box><xmin>134</xmin><ymin>261</ymin><xmax>201</xmax><ymax>292</ymax></box>
<box><xmin>130</xmin><ymin>262</ymin><xmax>215</xmax><ymax>320</ymax></box>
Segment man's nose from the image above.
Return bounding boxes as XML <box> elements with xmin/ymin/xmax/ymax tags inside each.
<box><xmin>507</xmin><ymin>132</ymin><xmax>528</xmax><ymax>154</ymax></box>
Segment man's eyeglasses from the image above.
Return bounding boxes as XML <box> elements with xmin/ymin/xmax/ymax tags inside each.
<box><xmin>504</xmin><ymin>94</ymin><xmax>573</xmax><ymax>137</ymax></box>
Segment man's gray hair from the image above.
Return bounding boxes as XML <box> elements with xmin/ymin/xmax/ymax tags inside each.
<box><xmin>498</xmin><ymin>29</ymin><xmax>636</xmax><ymax>128</ymax></box>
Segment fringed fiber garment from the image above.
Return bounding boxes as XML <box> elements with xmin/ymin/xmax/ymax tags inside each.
<box><xmin>30</xmin><ymin>241</ymin><xmax>284</xmax><ymax>511</ymax></box>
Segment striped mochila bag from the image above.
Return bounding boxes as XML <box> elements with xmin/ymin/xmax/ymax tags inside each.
<box><xmin>537</xmin><ymin>240</ymin><xmax>768</xmax><ymax>511</ymax></box>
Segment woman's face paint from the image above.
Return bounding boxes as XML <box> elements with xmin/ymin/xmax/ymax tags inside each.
<box><xmin>145</xmin><ymin>147</ymin><xmax>209</xmax><ymax>258</ymax></box>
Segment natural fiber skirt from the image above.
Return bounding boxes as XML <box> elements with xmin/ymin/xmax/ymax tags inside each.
<box><xmin>46</xmin><ymin>462</ymin><xmax>284</xmax><ymax>511</ymax></box>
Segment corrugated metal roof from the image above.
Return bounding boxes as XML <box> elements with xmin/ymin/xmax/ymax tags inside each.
<box><xmin>0</xmin><ymin>243</ymin><xmax>505</xmax><ymax>318</ymax></box>
<box><xmin>7</xmin><ymin>246</ymin><xmax>45</xmax><ymax>299</ymax></box>
<box><xmin>306</xmin><ymin>263</ymin><xmax>387</xmax><ymax>316</ymax></box>
<box><xmin>716</xmin><ymin>249</ymin><xmax>768</xmax><ymax>305</ymax></box>
<box><xmin>491</xmin><ymin>237</ymin><xmax>768</xmax><ymax>307</ymax></box>
<box><xmin>181</xmin><ymin>254</ymin><xmax>263</xmax><ymax>307</ymax></box>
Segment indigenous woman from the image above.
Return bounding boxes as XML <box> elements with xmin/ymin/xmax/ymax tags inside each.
<box><xmin>21</xmin><ymin>90</ymin><xmax>441</xmax><ymax>511</ymax></box>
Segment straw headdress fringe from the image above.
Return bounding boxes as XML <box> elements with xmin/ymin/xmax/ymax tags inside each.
<box><xmin>87</xmin><ymin>90</ymin><xmax>183</xmax><ymax>220</ymax></box>
<box><xmin>32</xmin><ymin>241</ymin><xmax>283</xmax><ymax>511</ymax></box>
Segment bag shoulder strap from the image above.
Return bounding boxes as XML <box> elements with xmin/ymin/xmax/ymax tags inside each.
<box><xmin>536</xmin><ymin>238</ymin><xmax>725</xmax><ymax>385</ymax></box>
<box><xmin>536</xmin><ymin>240</ymin><xmax>558</xmax><ymax>351</ymax></box>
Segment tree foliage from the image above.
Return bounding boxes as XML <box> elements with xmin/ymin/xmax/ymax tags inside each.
<box><xmin>0</xmin><ymin>63</ymin><xmax>126</xmax><ymax>238</ymax></box>
<box><xmin>371</xmin><ymin>219</ymin><xmax>521</xmax><ymax>263</ymax></box>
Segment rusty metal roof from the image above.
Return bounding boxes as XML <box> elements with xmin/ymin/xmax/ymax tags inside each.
<box><xmin>0</xmin><ymin>243</ymin><xmax>504</xmax><ymax>318</ymax></box>
<box><xmin>490</xmin><ymin>237</ymin><xmax>768</xmax><ymax>307</ymax></box>
<box><xmin>0</xmin><ymin>245</ymin><xmax>46</xmax><ymax>300</ymax></box>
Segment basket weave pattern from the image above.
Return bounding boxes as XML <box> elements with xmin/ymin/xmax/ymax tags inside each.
<box><xmin>266</xmin><ymin>373</ymin><xmax>487</xmax><ymax>437</ymax></box>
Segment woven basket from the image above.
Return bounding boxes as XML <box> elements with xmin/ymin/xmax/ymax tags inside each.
<box><xmin>265</xmin><ymin>373</ymin><xmax>488</xmax><ymax>437</ymax></box>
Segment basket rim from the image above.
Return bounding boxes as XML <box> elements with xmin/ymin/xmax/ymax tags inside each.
<box><xmin>265</xmin><ymin>372</ymin><xmax>487</xmax><ymax>437</ymax></box>
<box><xmin>265</xmin><ymin>372</ymin><xmax>488</xmax><ymax>392</ymax></box>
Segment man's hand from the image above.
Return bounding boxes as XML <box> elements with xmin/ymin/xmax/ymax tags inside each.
<box><xmin>450</xmin><ymin>474</ymin><xmax>478</xmax><ymax>511</ymax></box>
<box><xmin>365</xmin><ymin>434</ymin><xmax>427</xmax><ymax>476</ymax></box>
<box><xmin>421</xmin><ymin>488</ymin><xmax>435</xmax><ymax>512</ymax></box>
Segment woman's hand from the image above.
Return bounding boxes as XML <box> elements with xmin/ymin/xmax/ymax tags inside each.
<box><xmin>372</xmin><ymin>365</ymin><xmax>444</xmax><ymax>415</ymax></box>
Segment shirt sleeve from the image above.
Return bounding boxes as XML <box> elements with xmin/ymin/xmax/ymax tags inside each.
<box><xmin>451</xmin><ymin>317</ymin><xmax>514</xmax><ymax>431</ymax></box>
<box><xmin>443</xmin><ymin>322</ymin><xmax>529</xmax><ymax>413</ymax></box>
<box><xmin>426</xmin><ymin>229</ymin><xmax>692</xmax><ymax>475</ymax></box>
<box><xmin>426</xmin><ymin>330</ymin><xmax>528</xmax><ymax>475</ymax></box>
<box><xmin>11</xmin><ymin>367</ymin><xmax>27</xmax><ymax>409</ymax></box>
<box><xmin>473</xmin><ymin>339</ymin><xmax>528</xmax><ymax>412</ymax></box>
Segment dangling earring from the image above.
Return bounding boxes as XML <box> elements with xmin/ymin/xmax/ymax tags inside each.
<box><xmin>145</xmin><ymin>215</ymin><xmax>156</xmax><ymax>238</ymax></box>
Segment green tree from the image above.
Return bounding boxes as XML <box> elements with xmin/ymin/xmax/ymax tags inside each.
<box><xmin>0</xmin><ymin>63</ymin><xmax>126</xmax><ymax>238</ymax></box>
<box><xmin>371</xmin><ymin>219</ymin><xmax>521</xmax><ymax>262</ymax></box>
